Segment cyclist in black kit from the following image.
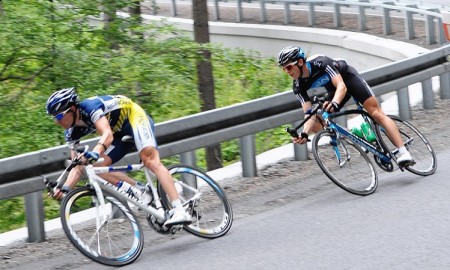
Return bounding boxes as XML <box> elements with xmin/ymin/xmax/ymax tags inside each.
<box><xmin>278</xmin><ymin>46</ymin><xmax>414</xmax><ymax>166</ymax></box>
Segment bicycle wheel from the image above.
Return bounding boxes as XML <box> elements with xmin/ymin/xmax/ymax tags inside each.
<box><xmin>312</xmin><ymin>129</ymin><xmax>378</xmax><ymax>195</ymax></box>
<box><xmin>157</xmin><ymin>164</ymin><xmax>233</xmax><ymax>238</ymax></box>
<box><xmin>60</xmin><ymin>186</ymin><xmax>144</xmax><ymax>266</ymax></box>
<box><xmin>374</xmin><ymin>115</ymin><xmax>437</xmax><ymax>176</ymax></box>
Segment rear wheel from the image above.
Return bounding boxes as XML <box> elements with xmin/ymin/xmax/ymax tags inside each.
<box><xmin>158</xmin><ymin>164</ymin><xmax>233</xmax><ymax>238</ymax></box>
<box><xmin>60</xmin><ymin>186</ymin><xmax>144</xmax><ymax>266</ymax></box>
<box><xmin>312</xmin><ymin>129</ymin><xmax>378</xmax><ymax>196</ymax></box>
<box><xmin>375</xmin><ymin>115</ymin><xmax>437</xmax><ymax>176</ymax></box>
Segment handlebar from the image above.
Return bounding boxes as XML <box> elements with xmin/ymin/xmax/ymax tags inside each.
<box><xmin>285</xmin><ymin>96</ymin><xmax>327</xmax><ymax>141</ymax></box>
<box><xmin>42</xmin><ymin>145</ymin><xmax>92</xmax><ymax>193</ymax></box>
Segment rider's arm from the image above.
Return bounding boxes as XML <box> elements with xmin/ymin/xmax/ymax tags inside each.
<box><xmin>92</xmin><ymin>116</ymin><xmax>113</xmax><ymax>155</ymax></box>
<box><xmin>64</xmin><ymin>149</ymin><xmax>85</xmax><ymax>188</ymax></box>
<box><xmin>64</xmin><ymin>116</ymin><xmax>113</xmax><ymax>187</ymax></box>
<box><xmin>292</xmin><ymin>102</ymin><xmax>322</xmax><ymax>144</ymax></box>
<box><xmin>324</xmin><ymin>74</ymin><xmax>347</xmax><ymax>112</ymax></box>
<box><xmin>302</xmin><ymin>101</ymin><xmax>323</xmax><ymax>134</ymax></box>
<box><xmin>331</xmin><ymin>74</ymin><xmax>347</xmax><ymax>105</ymax></box>
<box><xmin>51</xmin><ymin>147</ymin><xmax>84</xmax><ymax>200</ymax></box>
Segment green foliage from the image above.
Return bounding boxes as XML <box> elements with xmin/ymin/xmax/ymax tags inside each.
<box><xmin>0</xmin><ymin>197</ymin><xmax>26</xmax><ymax>232</ymax></box>
<box><xmin>0</xmin><ymin>0</ymin><xmax>293</xmax><ymax>233</ymax></box>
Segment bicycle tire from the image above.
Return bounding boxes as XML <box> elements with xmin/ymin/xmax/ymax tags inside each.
<box><xmin>374</xmin><ymin>115</ymin><xmax>437</xmax><ymax>176</ymax></box>
<box><xmin>312</xmin><ymin>129</ymin><xmax>378</xmax><ymax>195</ymax></box>
<box><xmin>60</xmin><ymin>186</ymin><xmax>144</xmax><ymax>266</ymax></box>
<box><xmin>157</xmin><ymin>164</ymin><xmax>233</xmax><ymax>238</ymax></box>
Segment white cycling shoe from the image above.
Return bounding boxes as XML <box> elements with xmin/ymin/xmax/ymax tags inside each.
<box><xmin>164</xmin><ymin>210</ymin><xmax>192</xmax><ymax>226</ymax></box>
<box><xmin>397</xmin><ymin>152</ymin><xmax>415</xmax><ymax>167</ymax></box>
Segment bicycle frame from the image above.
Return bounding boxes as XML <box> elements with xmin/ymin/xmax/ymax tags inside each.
<box><xmin>85</xmin><ymin>164</ymin><xmax>167</xmax><ymax>221</ymax></box>
<box><xmin>322</xmin><ymin>110</ymin><xmax>391</xmax><ymax>164</ymax></box>
<box><xmin>286</xmin><ymin>97</ymin><xmax>394</xmax><ymax>164</ymax></box>
<box><xmin>85</xmin><ymin>163</ymin><xmax>203</xmax><ymax>222</ymax></box>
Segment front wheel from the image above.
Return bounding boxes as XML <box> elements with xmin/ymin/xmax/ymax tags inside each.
<box><xmin>312</xmin><ymin>129</ymin><xmax>378</xmax><ymax>196</ymax></box>
<box><xmin>60</xmin><ymin>186</ymin><xmax>144</xmax><ymax>266</ymax></box>
<box><xmin>158</xmin><ymin>164</ymin><xmax>233</xmax><ymax>238</ymax></box>
<box><xmin>374</xmin><ymin>115</ymin><xmax>437</xmax><ymax>176</ymax></box>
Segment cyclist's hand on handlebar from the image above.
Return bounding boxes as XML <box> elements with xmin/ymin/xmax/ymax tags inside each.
<box><xmin>292</xmin><ymin>132</ymin><xmax>309</xmax><ymax>144</ymax></box>
<box><xmin>84</xmin><ymin>150</ymin><xmax>100</xmax><ymax>164</ymax></box>
<box><xmin>49</xmin><ymin>186</ymin><xmax>69</xmax><ymax>201</ymax></box>
<box><xmin>323</xmin><ymin>101</ymin><xmax>340</xmax><ymax>113</ymax></box>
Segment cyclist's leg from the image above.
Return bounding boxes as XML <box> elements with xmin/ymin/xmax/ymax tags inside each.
<box><xmin>95</xmin><ymin>133</ymin><xmax>136</xmax><ymax>186</ymax></box>
<box><xmin>363</xmin><ymin>98</ymin><xmax>414</xmax><ymax>165</ymax></box>
<box><xmin>345</xmin><ymin>70</ymin><xmax>414</xmax><ymax>165</ymax></box>
<box><xmin>129</xmin><ymin>103</ymin><xmax>191</xmax><ymax>225</ymax></box>
<box><xmin>362</xmin><ymin>97</ymin><xmax>402</xmax><ymax>146</ymax></box>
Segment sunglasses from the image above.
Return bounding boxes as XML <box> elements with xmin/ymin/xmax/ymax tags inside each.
<box><xmin>53</xmin><ymin>108</ymin><xmax>71</xmax><ymax>121</ymax></box>
<box><xmin>282</xmin><ymin>61</ymin><xmax>298</xmax><ymax>71</ymax></box>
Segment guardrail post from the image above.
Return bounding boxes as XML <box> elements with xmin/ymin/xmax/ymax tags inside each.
<box><xmin>239</xmin><ymin>134</ymin><xmax>257</xmax><ymax>177</ymax></box>
<box><xmin>333</xmin><ymin>3</ymin><xmax>342</xmax><ymax>28</ymax></box>
<box><xmin>151</xmin><ymin>0</ymin><xmax>158</xmax><ymax>15</ymax></box>
<box><xmin>180</xmin><ymin>151</ymin><xmax>196</xmax><ymax>167</ymax></box>
<box><xmin>308</xmin><ymin>2</ymin><xmax>315</xmax><ymax>27</ymax></box>
<box><xmin>283</xmin><ymin>2</ymin><xmax>291</xmax><ymax>25</ymax></box>
<box><xmin>25</xmin><ymin>191</ymin><xmax>45</xmax><ymax>243</ymax></box>
<box><xmin>381</xmin><ymin>3</ymin><xmax>393</xmax><ymax>35</ymax></box>
<box><xmin>170</xmin><ymin>0</ymin><xmax>177</xmax><ymax>17</ymax></box>
<box><xmin>291</xmin><ymin>121</ymin><xmax>308</xmax><ymax>161</ymax></box>
<box><xmin>425</xmin><ymin>12</ymin><xmax>438</xmax><ymax>45</ymax></box>
<box><xmin>437</xmin><ymin>17</ymin><xmax>447</xmax><ymax>45</ymax></box>
<box><xmin>236</xmin><ymin>0</ymin><xmax>243</xmax><ymax>23</ymax></box>
<box><xmin>422</xmin><ymin>78</ymin><xmax>434</xmax><ymax>110</ymax></box>
<box><xmin>397</xmin><ymin>87</ymin><xmax>411</xmax><ymax>120</ymax></box>
<box><xmin>294</xmin><ymin>143</ymin><xmax>308</xmax><ymax>161</ymax></box>
<box><xmin>404</xmin><ymin>5</ymin><xmax>416</xmax><ymax>40</ymax></box>
<box><xmin>336</xmin><ymin>113</ymin><xmax>347</xmax><ymax>128</ymax></box>
<box><xmin>260</xmin><ymin>1</ymin><xmax>267</xmax><ymax>23</ymax></box>
<box><xmin>357</xmin><ymin>0</ymin><xmax>368</xmax><ymax>31</ymax></box>
<box><xmin>180</xmin><ymin>151</ymin><xmax>196</xmax><ymax>196</ymax></box>
<box><xmin>213</xmin><ymin>0</ymin><xmax>220</xmax><ymax>21</ymax></box>
<box><xmin>440</xmin><ymin>72</ymin><xmax>450</xmax><ymax>99</ymax></box>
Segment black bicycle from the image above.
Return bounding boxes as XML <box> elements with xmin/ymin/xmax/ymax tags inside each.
<box><xmin>286</xmin><ymin>97</ymin><xmax>437</xmax><ymax>196</ymax></box>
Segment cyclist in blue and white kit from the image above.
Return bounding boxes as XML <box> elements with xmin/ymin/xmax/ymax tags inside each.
<box><xmin>278</xmin><ymin>46</ymin><xmax>414</xmax><ymax>166</ymax></box>
<box><xmin>46</xmin><ymin>87</ymin><xmax>191</xmax><ymax>226</ymax></box>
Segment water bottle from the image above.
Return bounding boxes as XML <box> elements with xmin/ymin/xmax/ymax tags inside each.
<box><xmin>116</xmin><ymin>181</ymin><xmax>138</xmax><ymax>198</ymax></box>
<box><xmin>116</xmin><ymin>181</ymin><xmax>152</xmax><ymax>204</ymax></box>
<box><xmin>360</xmin><ymin>122</ymin><xmax>377</xmax><ymax>142</ymax></box>
<box><xmin>351</xmin><ymin>127</ymin><xmax>364</xmax><ymax>139</ymax></box>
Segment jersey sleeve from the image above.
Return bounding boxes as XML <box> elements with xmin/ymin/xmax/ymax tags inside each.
<box><xmin>79</xmin><ymin>97</ymin><xmax>106</xmax><ymax>123</ymax></box>
<box><xmin>322</xmin><ymin>58</ymin><xmax>341</xmax><ymax>79</ymax></box>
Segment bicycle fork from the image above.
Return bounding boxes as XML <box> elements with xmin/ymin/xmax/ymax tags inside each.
<box><xmin>330</xmin><ymin>135</ymin><xmax>351</xmax><ymax>168</ymax></box>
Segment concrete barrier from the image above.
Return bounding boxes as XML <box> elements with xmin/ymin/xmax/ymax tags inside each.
<box><xmin>140</xmin><ymin>14</ymin><xmax>429</xmax><ymax>71</ymax></box>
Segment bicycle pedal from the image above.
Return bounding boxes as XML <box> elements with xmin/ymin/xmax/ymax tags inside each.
<box><xmin>170</xmin><ymin>225</ymin><xmax>183</xmax><ymax>234</ymax></box>
<box><xmin>399</xmin><ymin>160</ymin><xmax>416</xmax><ymax>168</ymax></box>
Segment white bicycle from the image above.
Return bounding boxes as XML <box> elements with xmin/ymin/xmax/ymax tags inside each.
<box><xmin>43</xmin><ymin>145</ymin><xmax>233</xmax><ymax>266</ymax></box>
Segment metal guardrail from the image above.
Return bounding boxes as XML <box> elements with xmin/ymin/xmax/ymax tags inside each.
<box><xmin>1</xmin><ymin>44</ymin><xmax>449</xmax><ymax>196</ymax></box>
<box><xmin>162</xmin><ymin>0</ymin><xmax>448</xmax><ymax>45</ymax></box>
<box><xmin>1</xmin><ymin>43</ymin><xmax>449</xmax><ymax>243</ymax></box>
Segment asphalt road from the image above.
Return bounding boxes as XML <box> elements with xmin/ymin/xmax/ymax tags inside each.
<box><xmin>6</xmin><ymin>146</ymin><xmax>449</xmax><ymax>270</ymax></box>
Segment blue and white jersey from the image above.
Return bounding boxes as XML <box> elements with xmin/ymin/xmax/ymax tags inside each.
<box><xmin>64</xmin><ymin>95</ymin><xmax>135</xmax><ymax>146</ymax></box>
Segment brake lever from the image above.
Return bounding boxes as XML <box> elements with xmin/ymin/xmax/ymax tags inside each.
<box><xmin>285</xmin><ymin>127</ymin><xmax>311</xmax><ymax>142</ymax></box>
<box><xmin>42</xmin><ymin>176</ymin><xmax>57</xmax><ymax>196</ymax></box>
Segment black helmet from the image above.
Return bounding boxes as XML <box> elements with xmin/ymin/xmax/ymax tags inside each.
<box><xmin>277</xmin><ymin>46</ymin><xmax>306</xmax><ymax>66</ymax></box>
<box><xmin>46</xmin><ymin>87</ymin><xmax>78</xmax><ymax>115</ymax></box>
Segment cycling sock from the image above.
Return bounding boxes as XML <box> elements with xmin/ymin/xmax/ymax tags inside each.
<box><xmin>171</xmin><ymin>199</ymin><xmax>183</xmax><ymax>210</ymax></box>
<box><xmin>398</xmin><ymin>146</ymin><xmax>407</xmax><ymax>154</ymax></box>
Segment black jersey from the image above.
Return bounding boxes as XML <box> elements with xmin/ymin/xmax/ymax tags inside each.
<box><xmin>293</xmin><ymin>55</ymin><xmax>374</xmax><ymax>106</ymax></box>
